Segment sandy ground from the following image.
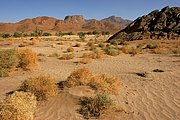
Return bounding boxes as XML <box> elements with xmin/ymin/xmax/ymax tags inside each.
<box><xmin>0</xmin><ymin>37</ymin><xmax>180</xmax><ymax>120</ymax></box>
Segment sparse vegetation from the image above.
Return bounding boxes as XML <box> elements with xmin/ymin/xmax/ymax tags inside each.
<box><xmin>20</xmin><ymin>75</ymin><xmax>58</xmax><ymax>101</ymax></box>
<box><xmin>48</xmin><ymin>52</ymin><xmax>60</xmax><ymax>57</ymax></box>
<box><xmin>0</xmin><ymin>49</ymin><xmax>18</xmax><ymax>77</ymax></box>
<box><xmin>0</xmin><ymin>91</ymin><xmax>37</xmax><ymax>120</ymax></box>
<box><xmin>121</xmin><ymin>45</ymin><xmax>141</xmax><ymax>55</ymax></box>
<box><xmin>80</xmin><ymin>58</ymin><xmax>92</xmax><ymax>64</ymax></box>
<box><xmin>64</xmin><ymin>68</ymin><xmax>93</xmax><ymax>87</ymax></box>
<box><xmin>59</xmin><ymin>53</ymin><xmax>74</xmax><ymax>60</ymax></box>
<box><xmin>104</xmin><ymin>46</ymin><xmax>119</xmax><ymax>56</ymax></box>
<box><xmin>78</xmin><ymin>32</ymin><xmax>86</xmax><ymax>40</ymax></box>
<box><xmin>89</xmin><ymin>73</ymin><xmax>121</xmax><ymax>95</ymax></box>
<box><xmin>67</xmin><ymin>47</ymin><xmax>74</xmax><ymax>52</ymax></box>
<box><xmin>16</xmin><ymin>48</ymin><xmax>38</xmax><ymax>70</ymax></box>
<box><xmin>78</xmin><ymin>93</ymin><xmax>113</xmax><ymax>119</ymax></box>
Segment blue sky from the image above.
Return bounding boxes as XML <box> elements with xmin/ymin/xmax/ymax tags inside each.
<box><xmin>0</xmin><ymin>0</ymin><xmax>179</xmax><ymax>22</ymax></box>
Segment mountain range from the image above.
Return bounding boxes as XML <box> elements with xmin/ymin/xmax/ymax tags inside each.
<box><xmin>0</xmin><ymin>15</ymin><xmax>132</xmax><ymax>34</ymax></box>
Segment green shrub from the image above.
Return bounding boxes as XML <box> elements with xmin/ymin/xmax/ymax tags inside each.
<box><xmin>20</xmin><ymin>75</ymin><xmax>58</xmax><ymax>101</ymax></box>
<box><xmin>79</xmin><ymin>93</ymin><xmax>113</xmax><ymax>119</ymax></box>
<box><xmin>104</xmin><ymin>46</ymin><xmax>119</xmax><ymax>56</ymax></box>
<box><xmin>0</xmin><ymin>91</ymin><xmax>37</xmax><ymax>120</ymax></box>
<box><xmin>0</xmin><ymin>49</ymin><xmax>18</xmax><ymax>77</ymax></box>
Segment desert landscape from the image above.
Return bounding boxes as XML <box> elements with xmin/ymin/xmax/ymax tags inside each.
<box><xmin>0</xmin><ymin>3</ymin><xmax>180</xmax><ymax>120</ymax></box>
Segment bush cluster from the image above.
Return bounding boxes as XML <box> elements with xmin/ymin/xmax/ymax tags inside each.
<box><xmin>0</xmin><ymin>91</ymin><xmax>37</xmax><ymax>120</ymax></box>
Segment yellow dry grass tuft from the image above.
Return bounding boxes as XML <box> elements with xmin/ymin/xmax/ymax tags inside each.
<box><xmin>89</xmin><ymin>73</ymin><xmax>121</xmax><ymax>95</ymax></box>
<box><xmin>20</xmin><ymin>75</ymin><xmax>58</xmax><ymax>101</ymax></box>
<box><xmin>65</xmin><ymin>68</ymin><xmax>93</xmax><ymax>87</ymax></box>
<box><xmin>67</xmin><ymin>47</ymin><xmax>74</xmax><ymax>52</ymax></box>
<box><xmin>0</xmin><ymin>91</ymin><xmax>37</xmax><ymax>120</ymax></box>
<box><xmin>16</xmin><ymin>48</ymin><xmax>38</xmax><ymax>70</ymax></box>
<box><xmin>80</xmin><ymin>58</ymin><xmax>92</xmax><ymax>64</ymax></box>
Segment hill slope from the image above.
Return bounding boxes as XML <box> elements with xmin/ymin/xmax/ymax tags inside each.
<box><xmin>0</xmin><ymin>15</ymin><xmax>131</xmax><ymax>33</ymax></box>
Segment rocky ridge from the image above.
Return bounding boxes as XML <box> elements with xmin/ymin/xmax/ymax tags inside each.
<box><xmin>0</xmin><ymin>15</ymin><xmax>131</xmax><ymax>33</ymax></box>
<box><xmin>108</xmin><ymin>6</ymin><xmax>180</xmax><ymax>44</ymax></box>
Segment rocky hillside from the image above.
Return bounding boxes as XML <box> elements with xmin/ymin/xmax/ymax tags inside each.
<box><xmin>101</xmin><ymin>16</ymin><xmax>132</xmax><ymax>28</ymax></box>
<box><xmin>0</xmin><ymin>15</ymin><xmax>131</xmax><ymax>33</ymax></box>
<box><xmin>108</xmin><ymin>6</ymin><xmax>180</xmax><ymax>44</ymax></box>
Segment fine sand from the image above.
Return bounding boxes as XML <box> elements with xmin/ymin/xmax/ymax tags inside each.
<box><xmin>0</xmin><ymin>37</ymin><xmax>180</xmax><ymax>120</ymax></box>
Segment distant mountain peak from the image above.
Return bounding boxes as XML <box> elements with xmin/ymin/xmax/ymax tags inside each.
<box><xmin>101</xmin><ymin>16</ymin><xmax>132</xmax><ymax>28</ymax></box>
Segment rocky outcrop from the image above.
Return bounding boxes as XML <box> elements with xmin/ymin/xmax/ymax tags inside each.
<box><xmin>108</xmin><ymin>6</ymin><xmax>180</xmax><ymax>44</ymax></box>
<box><xmin>64</xmin><ymin>15</ymin><xmax>85</xmax><ymax>23</ymax></box>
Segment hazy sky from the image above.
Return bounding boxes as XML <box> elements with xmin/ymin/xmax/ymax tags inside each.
<box><xmin>0</xmin><ymin>0</ymin><xmax>179</xmax><ymax>22</ymax></box>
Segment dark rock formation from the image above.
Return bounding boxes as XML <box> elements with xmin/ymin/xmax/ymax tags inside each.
<box><xmin>108</xmin><ymin>6</ymin><xmax>180</xmax><ymax>44</ymax></box>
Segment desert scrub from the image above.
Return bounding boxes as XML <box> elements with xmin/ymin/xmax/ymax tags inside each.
<box><xmin>59</xmin><ymin>53</ymin><xmax>74</xmax><ymax>60</ymax></box>
<box><xmin>48</xmin><ymin>52</ymin><xmax>59</xmax><ymax>57</ymax></box>
<box><xmin>89</xmin><ymin>73</ymin><xmax>121</xmax><ymax>95</ymax></box>
<box><xmin>122</xmin><ymin>45</ymin><xmax>141</xmax><ymax>55</ymax></box>
<box><xmin>153</xmin><ymin>47</ymin><xmax>170</xmax><ymax>54</ymax></box>
<box><xmin>172</xmin><ymin>48</ymin><xmax>180</xmax><ymax>54</ymax></box>
<box><xmin>79</xmin><ymin>93</ymin><xmax>113</xmax><ymax>119</ymax></box>
<box><xmin>67</xmin><ymin>47</ymin><xmax>74</xmax><ymax>52</ymax></box>
<box><xmin>64</xmin><ymin>68</ymin><xmax>93</xmax><ymax>87</ymax></box>
<box><xmin>80</xmin><ymin>58</ymin><xmax>92</xmax><ymax>64</ymax></box>
<box><xmin>0</xmin><ymin>91</ymin><xmax>37</xmax><ymax>120</ymax></box>
<box><xmin>82</xmin><ymin>50</ymin><xmax>104</xmax><ymax>59</ymax></box>
<box><xmin>104</xmin><ymin>46</ymin><xmax>119</xmax><ymax>56</ymax></box>
<box><xmin>145</xmin><ymin>42</ymin><xmax>159</xmax><ymax>49</ymax></box>
<box><xmin>73</xmin><ymin>43</ymin><xmax>81</xmax><ymax>47</ymax></box>
<box><xmin>0</xmin><ymin>49</ymin><xmax>18</xmax><ymax>77</ymax></box>
<box><xmin>16</xmin><ymin>48</ymin><xmax>38</xmax><ymax>70</ymax></box>
<box><xmin>20</xmin><ymin>75</ymin><xmax>58</xmax><ymax>101</ymax></box>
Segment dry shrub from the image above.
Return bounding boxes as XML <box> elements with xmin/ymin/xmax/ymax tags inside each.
<box><xmin>82</xmin><ymin>50</ymin><xmax>104</xmax><ymax>59</ymax></box>
<box><xmin>98</xmin><ymin>42</ymin><xmax>106</xmax><ymax>49</ymax></box>
<box><xmin>172</xmin><ymin>48</ymin><xmax>180</xmax><ymax>54</ymax></box>
<box><xmin>0</xmin><ymin>49</ymin><xmax>18</xmax><ymax>77</ymax></box>
<box><xmin>80</xmin><ymin>58</ymin><xmax>92</xmax><ymax>64</ymax></box>
<box><xmin>57</xmin><ymin>42</ymin><xmax>64</xmax><ymax>45</ymax></box>
<box><xmin>79</xmin><ymin>93</ymin><xmax>113</xmax><ymax>119</ymax></box>
<box><xmin>153</xmin><ymin>47</ymin><xmax>170</xmax><ymax>54</ymax></box>
<box><xmin>20</xmin><ymin>75</ymin><xmax>58</xmax><ymax>101</ymax></box>
<box><xmin>51</xmin><ymin>44</ymin><xmax>56</xmax><ymax>48</ymax></box>
<box><xmin>145</xmin><ymin>42</ymin><xmax>159</xmax><ymax>49</ymax></box>
<box><xmin>30</xmin><ymin>39</ymin><xmax>40</xmax><ymax>45</ymax></box>
<box><xmin>122</xmin><ymin>45</ymin><xmax>141</xmax><ymax>55</ymax></box>
<box><xmin>86</xmin><ymin>41</ymin><xmax>95</xmax><ymax>47</ymax></box>
<box><xmin>67</xmin><ymin>47</ymin><xmax>74</xmax><ymax>52</ymax></box>
<box><xmin>104</xmin><ymin>46</ymin><xmax>119</xmax><ymax>56</ymax></box>
<box><xmin>65</xmin><ymin>68</ymin><xmax>93</xmax><ymax>87</ymax></box>
<box><xmin>16</xmin><ymin>48</ymin><xmax>38</xmax><ymax>70</ymax></box>
<box><xmin>73</xmin><ymin>43</ymin><xmax>81</xmax><ymax>47</ymax></box>
<box><xmin>48</xmin><ymin>52</ymin><xmax>59</xmax><ymax>57</ymax></box>
<box><xmin>89</xmin><ymin>73</ymin><xmax>121</xmax><ymax>95</ymax></box>
<box><xmin>18</xmin><ymin>41</ymin><xmax>30</xmax><ymax>47</ymax></box>
<box><xmin>0</xmin><ymin>91</ymin><xmax>37</xmax><ymax>120</ymax></box>
<box><xmin>59</xmin><ymin>53</ymin><xmax>74</xmax><ymax>60</ymax></box>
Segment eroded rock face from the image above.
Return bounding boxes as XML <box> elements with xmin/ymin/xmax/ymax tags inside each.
<box><xmin>108</xmin><ymin>6</ymin><xmax>180</xmax><ymax>44</ymax></box>
<box><xmin>64</xmin><ymin>15</ymin><xmax>85</xmax><ymax>23</ymax></box>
